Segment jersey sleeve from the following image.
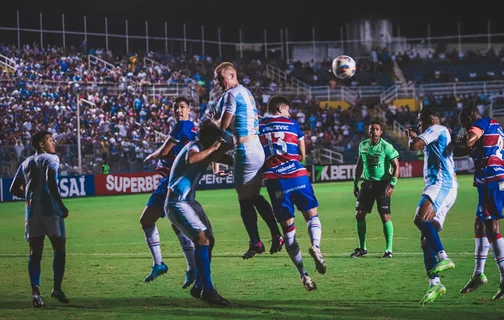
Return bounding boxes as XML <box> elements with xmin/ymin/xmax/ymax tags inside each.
<box><xmin>13</xmin><ymin>161</ymin><xmax>26</xmax><ymax>185</ymax></box>
<box><xmin>418</xmin><ymin>125</ymin><xmax>441</xmax><ymax>146</ymax></box>
<box><xmin>469</xmin><ymin>118</ymin><xmax>488</xmax><ymax>139</ymax></box>
<box><xmin>169</xmin><ymin>122</ymin><xmax>184</xmax><ymax>143</ymax></box>
<box><xmin>293</xmin><ymin>119</ymin><xmax>304</xmax><ymax>139</ymax></box>
<box><xmin>224</xmin><ymin>92</ymin><xmax>237</xmax><ymax>115</ymax></box>
<box><xmin>385</xmin><ymin>143</ymin><xmax>400</xmax><ymax>161</ymax></box>
<box><xmin>47</xmin><ymin>154</ymin><xmax>60</xmax><ymax>172</ymax></box>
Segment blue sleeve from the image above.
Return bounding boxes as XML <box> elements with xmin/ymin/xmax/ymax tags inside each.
<box><xmin>293</xmin><ymin>119</ymin><xmax>304</xmax><ymax>139</ymax></box>
<box><xmin>169</xmin><ymin>122</ymin><xmax>184</xmax><ymax>143</ymax></box>
<box><xmin>472</xmin><ymin>118</ymin><xmax>489</xmax><ymax>133</ymax></box>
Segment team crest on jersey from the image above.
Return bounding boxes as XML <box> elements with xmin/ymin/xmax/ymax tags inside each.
<box><xmin>275</xmin><ymin>191</ymin><xmax>283</xmax><ymax>200</ymax></box>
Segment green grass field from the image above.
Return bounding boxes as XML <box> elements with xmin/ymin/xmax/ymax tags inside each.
<box><xmin>1</xmin><ymin>175</ymin><xmax>503</xmax><ymax>319</ymax></box>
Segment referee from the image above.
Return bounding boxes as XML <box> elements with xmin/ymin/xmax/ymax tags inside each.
<box><xmin>351</xmin><ymin>120</ymin><xmax>400</xmax><ymax>258</ymax></box>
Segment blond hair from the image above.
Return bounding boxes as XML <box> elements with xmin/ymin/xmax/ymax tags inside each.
<box><xmin>214</xmin><ymin>62</ymin><xmax>236</xmax><ymax>75</ymax></box>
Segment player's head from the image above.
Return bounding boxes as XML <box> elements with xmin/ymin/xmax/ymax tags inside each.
<box><xmin>459</xmin><ymin>106</ymin><xmax>481</xmax><ymax>131</ymax></box>
<box><xmin>368</xmin><ymin>120</ymin><xmax>383</xmax><ymax>143</ymax></box>
<box><xmin>31</xmin><ymin>130</ymin><xmax>56</xmax><ymax>154</ymax></box>
<box><xmin>173</xmin><ymin>96</ymin><xmax>190</xmax><ymax>121</ymax></box>
<box><xmin>267</xmin><ymin>95</ymin><xmax>291</xmax><ymax>118</ymax></box>
<box><xmin>214</xmin><ymin>62</ymin><xmax>237</xmax><ymax>91</ymax></box>
<box><xmin>418</xmin><ymin>107</ymin><xmax>440</xmax><ymax>133</ymax></box>
<box><xmin>198</xmin><ymin>122</ymin><xmax>222</xmax><ymax>149</ymax></box>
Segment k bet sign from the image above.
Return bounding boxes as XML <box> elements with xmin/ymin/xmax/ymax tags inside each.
<box><xmin>310</xmin><ymin>161</ymin><xmax>424</xmax><ymax>182</ymax></box>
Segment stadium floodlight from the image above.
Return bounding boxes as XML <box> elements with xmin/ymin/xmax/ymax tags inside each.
<box><xmin>76</xmin><ymin>97</ymin><xmax>95</xmax><ymax>174</ymax></box>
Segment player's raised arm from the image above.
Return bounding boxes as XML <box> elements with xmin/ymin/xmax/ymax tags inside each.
<box><xmin>145</xmin><ymin>137</ymin><xmax>176</xmax><ymax>162</ymax></box>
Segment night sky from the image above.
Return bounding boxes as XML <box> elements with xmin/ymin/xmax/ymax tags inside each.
<box><xmin>0</xmin><ymin>0</ymin><xmax>501</xmax><ymax>45</ymax></box>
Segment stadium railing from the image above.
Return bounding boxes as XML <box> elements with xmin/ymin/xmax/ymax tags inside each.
<box><xmin>88</xmin><ymin>54</ymin><xmax>116</xmax><ymax>71</ymax></box>
<box><xmin>143</xmin><ymin>57</ymin><xmax>169</xmax><ymax>71</ymax></box>
<box><xmin>319</xmin><ymin>148</ymin><xmax>343</xmax><ymax>164</ymax></box>
<box><xmin>0</xmin><ymin>54</ymin><xmax>16</xmax><ymax>72</ymax></box>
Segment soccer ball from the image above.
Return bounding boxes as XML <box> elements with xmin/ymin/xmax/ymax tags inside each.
<box><xmin>331</xmin><ymin>55</ymin><xmax>356</xmax><ymax>80</ymax></box>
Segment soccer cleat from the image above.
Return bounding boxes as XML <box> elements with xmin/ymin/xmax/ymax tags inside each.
<box><xmin>460</xmin><ymin>273</ymin><xmax>488</xmax><ymax>294</ymax></box>
<box><xmin>51</xmin><ymin>289</ymin><xmax>69</xmax><ymax>304</ymax></box>
<box><xmin>309</xmin><ymin>246</ymin><xmax>326</xmax><ymax>275</ymax></box>
<box><xmin>350</xmin><ymin>247</ymin><xmax>367</xmax><ymax>258</ymax></box>
<box><xmin>301</xmin><ymin>274</ymin><xmax>317</xmax><ymax>291</ymax></box>
<box><xmin>493</xmin><ymin>282</ymin><xmax>504</xmax><ymax>300</ymax></box>
<box><xmin>242</xmin><ymin>241</ymin><xmax>265</xmax><ymax>259</ymax></box>
<box><xmin>32</xmin><ymin>294</ymin><xmax>45</xmax><ymax>308</ymax></box>
<box><xmin>269</xmin><ymin>234</ymin><xmax>284</xmax><ymax>254</ymax></box>
<box><xmin>182</xmin><ymin>269</ymin><xmax>196</xmax><ymax>289</ymax></box>
<box><xmin>420</xmin><ymin>283</ymin><xmax>446</xmax><ymax>305</ymax></box>
<box><xmin>190</xmin><ymin>286</ymin><xmax>202</xmax><ymax>299</ymax></box>
<box><xmin>144</xmin><ymin>262</ymin><xmax>168</xmax><ymax>282</ymax></box>
<box><xmin>428</xmin><ymin>258</ymin><xmax>455</xmax><ymax>277</ymax></box>
<box><xmin>201</xmin><ymin>290</ymin><xmax>231</xmax><ymax>306</ymax></box>
<box><xmin>381</xmin><ymin>251</ymin><xmax>393</xmax><ymax>258</ymax></box>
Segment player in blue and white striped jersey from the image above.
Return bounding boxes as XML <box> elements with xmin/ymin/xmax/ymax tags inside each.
<box><xmin>407</xmin><ymin>107</ymin><xmax>458</xmax><ymax>305</ymax></box>
<box><xmin>211</xmin><ymin>62</ymin><xmax>283</xmax><ymax>259</ymax></box>
<box><xmin>10</xmin><ymin>131</ymin><xmax>69</xmax><ymax>308</ymax></box>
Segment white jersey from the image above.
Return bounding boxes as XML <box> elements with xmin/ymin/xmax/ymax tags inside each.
<box><xmin>418</xmin><ymin>124</ymin><xmax>457</xmax><ymax>188</ymax></box>
<box><xmin>216</xmin><ymin>84</ymin><xmax>259</xmax><ymax>138</ymax></box>
<box><xmin>13</xmin><ymin>153</ymin><xmax>62</xmax><ymax>218</ymax></box>
<box><xmin>168</xmin><ymin>141</ymin><xmax>207</xmax><ymax>201</ymax></box>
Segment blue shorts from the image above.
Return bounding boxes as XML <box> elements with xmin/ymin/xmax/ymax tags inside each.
<box><xmin>265</xmin><ymin>175</ymin><xmax>318</xmax><ymax>222</ymax></box>
<box><xmin>147</xmin><ymin>177</ymin><xmax>169</xmax><ymax>216</ymax></box>
<box><xmin>476</xmin><ymin>182</ymin><xmax>504</xmax><ymax>221</ymax></box>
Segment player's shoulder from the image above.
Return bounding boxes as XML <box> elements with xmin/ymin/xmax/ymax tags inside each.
<box><xmin>359</xmin><ymin>138</ymin><xmax>370</xmax><ymax>147</ymax></box>
<box><xmin>38</xmin><ymin>152</ymin><xmax>59</xmax><ymax>162</ymax></box>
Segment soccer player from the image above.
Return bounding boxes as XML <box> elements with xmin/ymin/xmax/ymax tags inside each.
<box><xmin>406</xmin><ymin>107</ymin><xmax>458</xmax><ymax>305</ymax></box>
<box><xmin>212</xmin><ymin>62</ymin><xmax>283</xmax><ymax>259</ymax></box>
<box><xmin>10</xmin><ymin>131</ymin><xmax>69</xmax><ymax>308</ymax></box>
<box><xmin>165</xmin><ymin>123</ymin><xmax>232</xmax><ymax>306</ymax></box>
<box><xmin>260</xmin><ymin>96</ymin><xmax>325</xmax><ymax>291</ymax></box>
<box><xmin>140</xmin><ymin>97</ymin><xmax>198</xmax><ymax>286</ymax></box>
<box><xmin>352</xmin><ymin>120</ymin><xmax>399</xmax><ymax>258</ymax></box>
<box><xmin>455</xmin><ymin>106</ymin><xmax>504</xmax><ymax>299</ymax></box>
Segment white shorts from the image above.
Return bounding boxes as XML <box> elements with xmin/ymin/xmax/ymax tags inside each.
<box><xmin>416</xmin><ymin>183</ymin><xmax>458</xmax><ymax>231</ymax></box>
<box><xmin>233</xmin><ymin>138</ymin><xmax>265</xmax><ymax>186</ymax></box>
<box><xmin>25</xmin><ymin>215</ymin><xmax>66</xmax><ymax>240</ymax></box>
<box><xmin>165</xmin><ymin>200</ymin><xmax>213</xmax><ymax>239</ymax></box>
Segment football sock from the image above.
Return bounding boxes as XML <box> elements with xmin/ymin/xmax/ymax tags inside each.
<box><xmin>174</xmin><ymin>228</ymin><xmax>196</xmax><ymax>271</ymax></box>
<box><xmin>383</xmin><ymin>221</ymin><xmax>394</xmax><ymax>252</ymax></box>
<box><xmin>307</xmin><ymin>215</ymin><xmax>322</xmax><ymax>248</ymax></box>
<box><xmin>239</xmin><ymin>199</ymin><xmax>260</xmax><ymax>245</ymax></box>
<box><xmin>429</xmin><ymin>276</ymin><xmax>440</xmax><ymax>286</ymax></box>
<box><xmin>488</xmin><ymin>234</ymin><xmax>504</xmax><ymax>283</ymax></box>
<box><xmin>356</xmin><ymin>220</ymin><xmax>367</xmax><ymax>250</ymax></box>
<box><xmin>283</xmin><ymin>223</ymin><xmax>306</xmax><ymax>277</ymax></box>
<box><xmin>28</xmin><ymin>253</ymin><xmax>42</xmax><ymax>288</ymax></box>
<box><xmin>143</xmin><ymin>225</ymin><xmax>163</xmax><ymax>265</ymax></box>
<box><xmin>53</xmin><ymin>248</ymin><xmax>66</xmax><ymax>291</ymax></box>
<box><xmin>195</xmin><ymin>245</ymin><xmax>214</xmax><ymax>292</ymax></box>
<box><xmin>253</xmin><ymin>195</ymin><xmax>281</xmax><ymax>237</ymax></box>
<box><xmin>474</xmin><ymin>234</ymin><xmax>490</xmax><ymax>276</ymax></box>
<box><xmin>418</xmin><ymin>221</ymin><xmax>446</xmax><ymax>259</ymax></box>
<box><xmin>421</xmin><ymin>235</ymin><xmax>439</xmax><ymax>278</ymax></box>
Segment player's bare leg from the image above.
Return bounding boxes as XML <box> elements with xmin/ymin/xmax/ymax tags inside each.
<box><xmin>482</xmin><ymin>219</ymin><xmax>504</xmax><ymax>299</ymax></box>
<box><xmin>280</xmin><ymin>217</ymin><xmax>316</xmax><ymax>291</ymax></box>
<box><xmin>303</xmin><ymin>208</ymin><xmax>325</xmax><ymax>275</ymax></box>
<box><xmin>237</xmin><ymin>183</ymin><xmax>283</xmax><ymax>258</ymax></box>
<box><xmin>28</xmin><ymin>236</ymin><xmax>45</xmax><ymax>308</ymax></box>
<box><xmin>461</xmin><ymin>217</ymin><xmax>488</xmax><ymax>294</ymax></box>
<box><xmin>379</xmin><ymin>213</ymin><xmax>394</xmax><ymax>258</ymax></box>
<box><xmin>140</xmin><ymin>207</ymin><xmax>168</xmax><ymax>282</ymax></box>
<box><xmin>48</xmin><ymin>236</ymin><xmax>69</xmax><ymax>304</ymax></box>
<box><xmin>351</xmin><ymin>210</ymin><xmax>368</xmax><ymax>257</ymax></box>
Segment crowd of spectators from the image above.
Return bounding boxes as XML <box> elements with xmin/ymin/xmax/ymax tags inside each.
<box><xmin>0</xmin><ymin>42</ymin><xmax>499</xmax><ymax>178</ymax></box>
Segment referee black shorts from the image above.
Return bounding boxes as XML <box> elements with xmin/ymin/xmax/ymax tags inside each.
<box><xmin>356</xmin><ymin>180</ymin><xmax>391</xmax><ymax>214</ymax></box>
